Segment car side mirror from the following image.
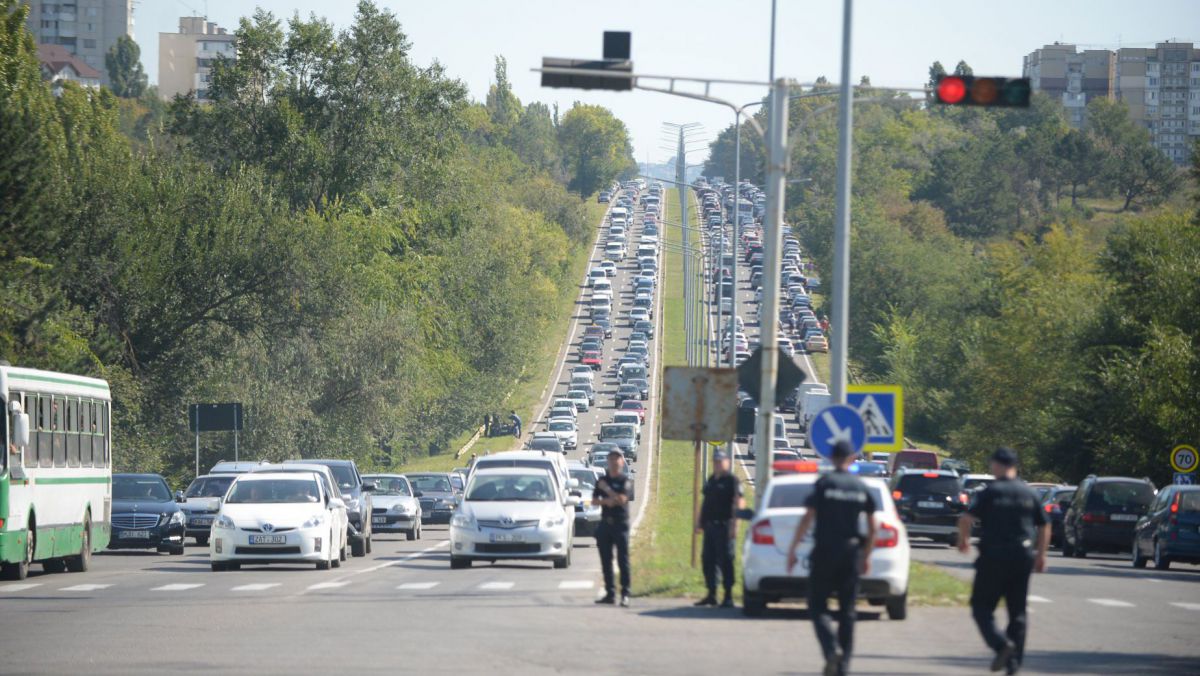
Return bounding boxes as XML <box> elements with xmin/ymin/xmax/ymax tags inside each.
<box><xmin>174</xmin><ymin>490</ymin><xmax>185</xmax><ymax>503</ymax></box>
<box><xmin>414</xmin><ymin>491</ymin><xmax>424</xmax><ymax>498</ymax></box>
<box><xmin>361</xmin><ymin>482</ymin><xmax>376</xmax><ymax>492</ymax></box>
<box><xmin>11</xmin><ymin>411</ymin><xmax>29</xmax><ymax>449</ymax></box>
<box><xmin>329</xmin><ymin>497</ymin><xmax>346</xmax><ymax>510</ymax></box>
<box><xmin>566</xmin><ymin>478</ymin><xmax>580</xmax><ymax>490</ymax></box>
<box><xmin>736</xmin><ymin>508</ymin><xmax>755</xmax><ymax>521</ymax></box>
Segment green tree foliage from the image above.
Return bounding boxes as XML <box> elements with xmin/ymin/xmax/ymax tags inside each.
<box><xmin>927</xmin><ymin>61</ymin><xmax>947</xmax><ymax>88</ymax></box>
<box><xmin>104</xmin><ymin>35</ymin><xmax>147</xmax><ymax>98</ymax></box>
<box><xmin>558</xmin><ymin>103</ymin><xmax>636</xmax><ymax>198</ymax></box>
<box><xmin>953</xmin><ymin>60</ymin><xmax>973</xmax><ymax>77</ymax></box>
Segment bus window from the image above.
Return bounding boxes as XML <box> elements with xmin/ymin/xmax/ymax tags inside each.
<box><xmin>79</xmin><ymin>401</ymin><xmax>93</xmax><ymax>466</ymax></box>
<box><xmin>38</xmin><ymin>395</ymin><xmax>52</xmax><ymax>468</ymax></box>
<box><xmin>52</xmin><ymin>398</ymin><xmax>67</xmax><ymax>468</ymax></box>
<box><xmin>67</xmin><ymin>398</ymin><xmax>80</xmax><ymax>467</ymax></box>
<box><xmin>101</xmin><ymin>402</ymin><xmax>110</xmax><ymax>467</ymax></box>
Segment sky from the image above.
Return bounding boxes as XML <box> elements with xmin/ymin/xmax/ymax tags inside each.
<box><xmin>135</xmin><ymin>0</ymin><xmax>1199</xmax><ymax>164</ymax></box>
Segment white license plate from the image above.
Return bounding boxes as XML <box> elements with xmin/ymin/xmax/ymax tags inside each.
<box><xmin>248</xmin><ymin>534</ymin><xmax>286</xmax><ymax>545</ymax></box>
<box><xmin>1110</xmin><ymin>514</ymin><xmax>1138</xmax><ymax>522</ymax></box>
<box><xmin>489</xmin><ymin>533</ymin><xmax>524</xmax><ymax>543</ymax></box>
<box><xmin>119</xmin><ymin>530</ymin><xmax>150</xmax><ymax>539</ymax></box>
<box><xmin>917</xmin><ymin>501</ymin><xmax>943</xmax><ymax>509</ymax></box>
<box><xmin>372</xmin><ymin>516</ymin><xmax>388</xmax><ymax>524</ymax></box>
<box><xmin>190</xmin><ymin>517</ymin><xmax>212</xmax><ymax>526</ymax></box>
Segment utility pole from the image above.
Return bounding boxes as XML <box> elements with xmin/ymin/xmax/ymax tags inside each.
<box><xmin>753</xmin><ymin>78</ymin><xmax>790</xmax><ymax>503</ymax></box>
<box><xmin>829</xmin><ymin>0</ymin><xmax>855</xmax><ymax>404</ymax></box>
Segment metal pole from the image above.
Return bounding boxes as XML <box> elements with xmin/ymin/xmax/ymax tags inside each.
<box><xmin>753</xmin><ymin>78</ymin><xmax>789</xmax><ymax>507</ymax></box>
<box><xmin>729</xmin><ymin>114</ymin><xmax>741</xmax><ymax>370</ymax></box>
<box><xmin>692</xmin><ymin>435</ymin><xmax>701</xmax><ymax>567</ymax></box>
<box><xmin>193</xmin><ymin>406</ymin><xmax>199</xmax><ymax>478</ymax></box>
<box><xmin>234</xmin><ymin>429</ymin><xmax>239</xmax><ymax>462</ymax></box>
<box><xmin>830</xmin><ymin>0</ymin><xmax>854</xmax><ymax>404</ymax></box>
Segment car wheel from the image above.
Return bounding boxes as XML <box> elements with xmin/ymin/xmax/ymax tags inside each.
<box><xmin>1131</xmin><ymin>539</ymin><xmax>1147</xmax><ymax>569</ymax></box>
<box><xmin>742</xmin><ymin>587</ymin><xmax>766</xmax><ymax>617</ymax></box>
<box><xmin>316</xmin><ymin>559</ymin><xmax>331</xmax><ymax>570</ymax></box>
<box><xmin>365</xmin><ymin>533</ymin><xmax>373</xmax><ymax>554</ymax></box>
<box><xmin>339</xmin><ymin>543</ymin><xmax>347</xmax><ymax>562</ymax></box>
<box><xmin>1153</xmin><ymin>540</ymin><xmax>1171</xmax><ymax>570</ymax></box>
<box><xmin>42</xmin><ymin>558</ymin><xmax>67</xmax><ymax>574</ymax></box>
<box><xmin>554</xmin><ymin>548</ymin><xmax>571</xmax><ymax>569</ymax></box>
<box><xmin>406</xmin><ymin>526</ymin><xmax>418</xmax><ymax>541</ymax></box>
<box><xmin>171</xmin><ymin>545</ymin><xmax>186</xmax><ymax>556</ymax></box>
<box><xmin>886</xmin><ymin>592</ymin><xmax>908</xmax><ymax>620</ymax></box>
<box><xmin>211</xmin><ymin>562</ymin><xmax>227</xmax><ymax>572</ymax></box>
<box><xmin>351</xmin><ymin>536</ymin><xmax>367</xmax><ymax>558</ymax></box>
<box><xmin>66</xmin><ymin>518</ymin><xmax>91</xmax><ymax>573</ymax></box>
<box><xmin>195</xmin><ymin>534</ymin><xmax>209</xmax><ymax>547</ymax></box>
<box><xmin>1061</xmin><ymin>534</ymin><xmax>1075</xmax><ymax>558</ymax></box>
<box><xmin>450</xmin><ymin>556</ymin><xmax>471</xmax><ymax>570</ymax></box>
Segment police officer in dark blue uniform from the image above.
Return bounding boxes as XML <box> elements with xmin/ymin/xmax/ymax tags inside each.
<box><xmin>594</xmin><ymin>450</ymin><xmax>632</xmax><ymax>607</ymax></box>
<box><xmin>694</xmin><ymin>449</ymin><xmax>744</xmax><ymax>608</ymax></box>
<box><xmin>785</xmin><ymin>440</ymin><xmax>877</xmax><ymax>676</ymax></box>
<box><xmin>957</xmin><ymin>447</ymin><xmax>1049</xmax><ymax>675</ymax></box>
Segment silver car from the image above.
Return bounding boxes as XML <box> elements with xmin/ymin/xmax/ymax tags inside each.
<box><xmin>363</xmin><ymin>474</ymin><xmax>423</xmax><ymax>540</ymax></box>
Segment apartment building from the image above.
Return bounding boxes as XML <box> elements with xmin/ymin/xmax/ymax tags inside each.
<box><xmin>23</xmin><ymin>0</ymin><xmax>134</xmax><ymax>87</ymax></box>
<box><xmin>158</xmin><ymin>17</ymin><xmax>235</xmax><ymax>102</ymax></box>
<box><xmin>1023</xmin><ymin>43</ymin><xmax>1114</xmax><ymax>128</ymax></box>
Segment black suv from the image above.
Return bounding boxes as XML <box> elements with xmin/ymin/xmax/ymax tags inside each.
<box><xmin>888</xmin><ymin>469</ymin><xmax>966</xmax><ymax>547</ymax></box>
<box><xmin>1063</xmin><ymin>476</ymin><xmax>1155</xmax><ymax>557</ymax></box>
<box><xmin>285</xmin><ymin>459</ymin><xmax>374</xmax><ymax>556</ymax></box>
<box><xmin>109</xmin><ymin>474</ymin><xmax>186</xmax><ymax>555</ymax></box>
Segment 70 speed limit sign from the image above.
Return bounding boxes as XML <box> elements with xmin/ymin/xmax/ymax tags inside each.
<box><xmin>1171</xmin><ymin>444</ymin><xmax>1198</xmax><ymax>473</ymax></box>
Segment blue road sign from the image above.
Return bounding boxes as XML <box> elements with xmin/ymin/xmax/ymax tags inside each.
<box><xmin>1175</xmin><ymin>473</ymin><xmax>1195</xmax><ymax>486</ymax></box>
<box><xmin>846</xmin><ymin>385</ymin><xmax>903</xmax><ymax>452</ymax></box>
<box><xmin>809</xmin><ymin>404</ymin><xmax>866</xmax><ymax>459</ymax></box>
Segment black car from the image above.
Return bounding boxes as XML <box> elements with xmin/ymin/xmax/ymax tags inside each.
<box><xmin>407</xmin><ymin>473</ymin><xmax>459</xmax><ymax>524</ymax></box>
<box><xmin>1040</xmin><ymin>486</ymin><xmax>1077</xmax><ymax>548</ymax></box>
<box><xmin>1062</xmin><ymin>476</ymin><xmax>1155</xmax><ymax>557</ymax></box>
<box><xmin>628</xmin><ymin>377</ymin><xmax>650</xmax><ymax>401</ymax></box>
<box><xmin>633</xmin><ymin>320</ymin><xmax>654</xmax><ymax>340</ymax></box>
<box><xmin>1132</xmin><ymin>485</ymin><xmax>1200</xmax><ymax>570</ymax></box>
<box><xmin>888</xmin><ymin>469</ymin><xmax>966</xmax><ymax>546</ymax></box>
<box><xmin>615</xmin><ymin>383</ymin><xmax>640</xmax><ymax>407</ymax></box>
<box><xmin>109</xmin><ymin>474</ymin><xmax>186</xmax><ymax>555</ymax></box>
<box><xmin>593</xmin><ymin>318</ymin><xmax>613</xmax><ymax>338</ymax></box>
<box><xmin>285</xmin><ymin>459</ymin><xmax>375</xmax><ymax>556</ymax></box>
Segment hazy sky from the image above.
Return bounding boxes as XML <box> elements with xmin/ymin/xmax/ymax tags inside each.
<box><xmin>136</xmin><ymin>0</ymin><xmax>1198</xmax><ymax>163</ymax></box>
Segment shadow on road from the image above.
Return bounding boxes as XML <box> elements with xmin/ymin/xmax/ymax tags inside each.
<box><xmin>865</xmin><ymin>651</ymin><xmax>1199</xmax><ymax>675</ymax></box>
<box><xmin>636</xmin><ymin>604</ymin><xmax>884</xmax><ymax>623</ymax></box>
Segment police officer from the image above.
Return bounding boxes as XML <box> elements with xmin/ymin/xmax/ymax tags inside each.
<box><xmin>785</xmin><ymin>440</ymin><xmax>877</xmax><ymax>676</ymax></box>
<box><xmin>957</xmin><ymin>447</ymin><xmax>1049</xmax><ymax>675</ymax></box>
<box><xmin>594</xmin><ymin>450</ymin><xmax>631</xmax><ymax>607</ymax></box>
<box><xmin>694</xmin><ymin>449</ymin><xmax>744</xmax><ymax>608</ymax></box>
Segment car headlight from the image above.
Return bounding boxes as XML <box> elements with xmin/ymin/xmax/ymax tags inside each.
<box><xmin>438</xmin><ymin>498</ymin><xmax>456</xmax><ymax>508</ymax></box>
<box><xmin>301</xmin><ymin>514</ymin><xmax>326</xmax><ymax>529</ymax></box>
<box><xmin>215</xmin><ymin>515</ymin><xmax>236</xmax><ymax>530</ymax></box>
<box><xmin>450</xmin><ymin>513</ymin><xmax>475</xmax><ymax>528</ymax></box>
<box><xmin>167</xmin><ymin>511</ymin><xmax>186</xmax><ymax>526</ymax></box>
<box><xmin>542</xmin><ymin>515</ymin><xmax>565</xmax><ymax>529</ymax></box>
<box><xmin>391</xmin><ymin>503</ymin><xmax>408</xmax><ymax>513</ymax></box>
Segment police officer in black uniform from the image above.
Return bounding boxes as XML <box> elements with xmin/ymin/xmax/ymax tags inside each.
<box><xmin>786</xmin><ymin>440</ymin><xmax>877</xmax><ymax>676</ymax></box>
<box><xmin>957</xmin><ymin>447</ymin><xmax>1049</xmax><ymax>675</ymax></box>
<box><xmin>694</xmin><ymin>449</ymin><xmax>744</xmax><ymax>608</ymax></box>
<box><xmin>594</xmin><ymin>450</ymin><xmax>632</xmax><ymax>607</ymax></box>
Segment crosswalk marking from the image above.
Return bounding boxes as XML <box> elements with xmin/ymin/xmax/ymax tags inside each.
<box><xmin>558</xmin><ymin>580</ymin><xmax>595</xmax><ymax>590</ymax></box>
<box><xmin>0</xmin><ymin>583</ymin><xmax>42</xmax><ymax>592</ymax></box>
<box><xmin>59</xmin><ymin>584</ymin><xmax>112</xmax><ymax>592</ymax></box>
<box><xmin>478</xmin><ymin>581</ymin><xmax>514</xmax><ymax>591</ymax></box>
<box><xmin>1027</xmin><ymin>595</ymin><xmax>1052</xmax><ymax>603</ymax></box>
<box><xmin>231</xmin><ymin>583</ymin><xmax>281</xmax><ymax>592</ymax></box>
<box><xmin>306</xmin><ymin>581</ymin><xmax>350</xmax><ymax>591</ymax></box>
<box><xmin>1170</xmin><ymin>602</ymin><xmax>1200</xmax><ymax>611</ymax></box>
<box><xmin>1088</xmin><ymin>598</ymin><xmax>1135</xmax><ymax>608</ymax></box>
<box><xmin>151</xmin><ymin>583</ymin><xmax>204</xmax><ymax>592</ymax></box>
<box><xmin>396</xmin><ymin>582</ymin><xmax>440</xmax><ymax>590</ymax></box>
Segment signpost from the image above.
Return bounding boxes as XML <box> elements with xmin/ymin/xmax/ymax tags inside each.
<box><xmin>1169</xmin><ymin>444</ymin><xmax>1197</xmax><ymax>474</ymax></box>
<box><xmin>845</xmin><ymin>384</ymin><xmax>903</xmax><ymax>452</ymax></box>
<box><xmin>808</xmin><ymin>404</ymin><xmax>866</xmax><ymax>459</ymax></box>
<box><xmin>188</xmin><ymin>403</ymin><xmax>244</xmax><ymax>477</ymax></box>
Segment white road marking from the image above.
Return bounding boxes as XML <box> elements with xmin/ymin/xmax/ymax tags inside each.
<box><xmin>59</xmin><ymin>584</ymin><xmax>112</xmax><ymax>592</ymax></box>
<box><xmin>306</xmin><ymin>581</ymin><xmax>350</xmax><ymax>591</ymax></box>
<box><xmin>231</xmin><ymin>583</ymin><xmax>281</xmax><ymax>592</ymax></box>
<box><xmin>1170</xmin><ymin>602</ymin><xmax>1200</xmax><ymax>611</ymax></box>
<box><xmin>396</xmin><ymin>581</ymin><xmax>440</xmax><ymax>590</ymax></box>
<box><xmin>151</xmin><ymin>583</ymin><xmax>204</xmax><ymax>592</ymax></box>
<box><xmin>478</xmin><ymin>581</ymin><xmax>514</xmax><ymax>591</ymax></box>
<box><xmin>344</xmin><ymin>540</ymin><xmax>449</xmax><ymax>578</ymax></box>
<box><xmin>1027</xmin><ymin>595</ymin><xmax>1051</xmax><ymax>603</ymax></box>
<box><xmin>1088</xmin><ymin>598</ymin><xmax>1134</xmax><ymax>608</ymax></box>
<box><xmin>0</xmin><ymin>583</ymin><xmax>42</xmax><ymax>592</ymax></box>
<box><xmin>558</xmin><ymin>580</ymin><xmax>595</xmax><ymax>590</ymax></box>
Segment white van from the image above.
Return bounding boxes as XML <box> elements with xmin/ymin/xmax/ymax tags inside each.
<box><xmin>605</xmin><ymin>242</ymin><xmax>624</xmax><ymax>261</ymax></box>
<box><xmin>592</xmin><ymin>279</ymin><xmax>613</xmax><ymax>295</ymax></box>
<box><xmin>800</xmin><ymin>389</ymin><xmax>832</xmax><ymax>431</ymax></box>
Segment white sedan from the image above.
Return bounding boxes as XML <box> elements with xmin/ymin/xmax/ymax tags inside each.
<box><xmin>210</xmin><ymin>472</ymin><xmax>347</xmax><ymax>571</ymax></box>
<box><xmin>741</xmin><ymin>470</ymin><xmax>910</xmax><ymax>619</ymax></box>
<box><xmin>546</xmin><ymin>419</ymin><xmax>578</xmax><ymax>449</ymax></box>
<box><xmin>362</xmin><ymin>474</ymin><xmax>423</xmax><ymax>540</ymax></box>
<box><xmin>449</xmin><ymin>468</ymin><xmax>578</xmax><ymax>569</ymax></box>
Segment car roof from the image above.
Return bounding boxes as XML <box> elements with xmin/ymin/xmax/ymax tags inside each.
<box><xmin>963</xmin><ymin>474</ymin><xmax>995</xmax><ymax>480</ymax></box>
<box><xmin>362</xmin><ymin>473</ymin><xmax>405</xmax><ymax>479</ymax></box>
<box><xmin>114</xmin><ymin>473</ymin><xmax>166</xmax><ymax>480</ymax></box>
<box><xmin>236</xmin><ymin>471</ymin><xmax>320</xmax><ymax>482</ymax></box>
<box><xmin>284</xmin><ymin>458</ymin><xmax>354</xmax><ymax>467</ymax></box>
<box><xmin>470</xmin><ymin>467</ymin><xmax>554</xmax><ymax>477</ymax></box>
<box><xmin>252</xmin><ymin>463</ymin><xmax>333</xmax><ymax>475</ymax></box>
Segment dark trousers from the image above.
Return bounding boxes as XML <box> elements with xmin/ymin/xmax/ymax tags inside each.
<box><xmin>701</xmin><ymin>521</ymin><xmax>734</xmax><ymax>597</ymax></box>
<box><xmin>596</xmin><ymin>520</ymin><xmax>630</xmax><ymax>596</ymax></box>
<box><xmin>807</xmin><ymin>546</ymin><xmax>861</xmax><ymax>664</ymax></box>
<box><xmin>971</xmin><ymin>553</ymin><xmax>1034</xmax><ymax>665</ymax></box>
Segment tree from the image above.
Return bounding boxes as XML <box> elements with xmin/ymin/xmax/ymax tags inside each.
<box><xmin>927</xmin><ymin>61</ymin><xmax>947</xmax><ymax>88</ymax></box>
<box><xmin>1056</xmin><ymin>129</ymin><xmax>1097</xmax><ymax>206</ymax></box>
<box><xmin>1086</xmin><ymin>98</ymin><xmax>1181</xmax><ymax>211</ymax></box>
<box><xmin>953</xmin><ymin>60</ymin><xmax>973</xmax><ymax>77</ymax></box>
<box><xmin>105</xmin><ymin>35</ymin><xmax>147</xmax><ymax>98</ymax></box>
<box><xmin>557</xmin><ymin>103</ymin><xmax>635</xmax><ymax>198</ymax></box>
<box><xmin>485</xmin><ymin>56</ymin><xmax>521</xmax><ymax>133</ymax></box>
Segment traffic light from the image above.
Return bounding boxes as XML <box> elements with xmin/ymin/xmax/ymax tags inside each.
<box><xmin>933</xmin><ymin>75</ymin><xmax>1030</xmax><ymax>107</ymax></box>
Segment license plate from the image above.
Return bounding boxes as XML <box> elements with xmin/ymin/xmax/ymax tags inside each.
<box><xmin>190</xmin><ymin>517</ymin><xmax>212</xmax><ymax>526</ymax></box>
<box><xmin>1110</xmin><ymin>514</ymin><xmax>1138</xmax><ymax>522</ymax></box>
<box><xmin>918</xmin><ymin>501</ymin><xmax>943</xmax><ymax>509</ymax></box>
<box><xmin>119</xmin><ymin>530</ymin><xmax>150</xmax><ymax>539</ymax></box>
<box><xmin>489</xmin><ymin>533</ymin><xmax>524</xmax><ymax>543</ymax></box>
<box><xmin>248</xmin><ymin>534</ymin><xmax>286</xmax><ymax>545</ymax></box>
<box><xmin>372</xmin><ymin>516</ymin><xmax>388</xmax><ymax>524</ymax></box>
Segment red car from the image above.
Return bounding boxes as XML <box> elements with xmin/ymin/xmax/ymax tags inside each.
<box><xmin>582</xmin><ymin>350</ymin><xmax>603</xmax><ymax>371</ymax></box>
<box><xmin>619</xmin><ymin>399</ymin><xmax>646</xmax><ymax>422</ymax></box>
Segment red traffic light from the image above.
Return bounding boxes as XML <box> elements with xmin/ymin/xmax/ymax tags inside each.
<box><xmin>936</xmin><ymin>76</ymin><xmax>967</xmax><ymax>104</ymax></box>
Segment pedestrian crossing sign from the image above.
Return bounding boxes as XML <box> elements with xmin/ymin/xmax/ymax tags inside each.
<box><xmin>846</xmin><ymin>385</ymin><xmax>904</xmax><ymax>452</ymax></box>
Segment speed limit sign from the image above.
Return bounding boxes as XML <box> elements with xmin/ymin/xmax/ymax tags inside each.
<box><xmin>1170</xmin><ymin>444</ymin><xmax>1198</xmax><ymax>473</ymax></box>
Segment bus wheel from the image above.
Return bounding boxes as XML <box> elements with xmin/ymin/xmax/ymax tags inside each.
<box><xmin>66</xmin><ymin>518</ymin><xmax>91</xmax><ymax>573</ymax></box>
<box><xmin>2</xmin><ymin>522</ymin><xmax>33</xmax><ymax>581</ymax></box>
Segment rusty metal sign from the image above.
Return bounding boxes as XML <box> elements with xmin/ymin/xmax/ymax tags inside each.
<box><xmin>661</xmin><ymin>367</ymin><xmax>738</xmax><ymax>442</ymax></box>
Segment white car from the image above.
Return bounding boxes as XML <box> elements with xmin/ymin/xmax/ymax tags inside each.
<box><xmin>565</xmin><ymin>390</ymin><xmax>590</xmax><ymax>412</ymax></box>
<box><xmin>210</xmin><ymin>471</ymin><xmax>349</xmax><ymax>571</ymax></box>
<box><xmin>548</xmin><ymin>404</ymin><xmax>577</xmax><ymax>422</ymax></box>
<box><xmin>605</xmin><ymin>243</ymin><xmax>624</xmax><ymax>261</ymax></box>
<box><xmin>570</xmin><ymin>366</ymin><xmax>595</xmax><ymax>383</ymax></box>
<box><xmin>546</xmin><ymin>419</ymin><xmax>578</xmax><ymax>449</ymax></box>
<box><xmin>587</xmin><ymin>268</ymin><xmax>606</xmax><ymax>287</ymax></box>
<box><xmin>449</xmin><ymin>468</ymin><xmax>578</xmax><ymax>569</ymax></box>
<box><xmin>741</xmin><ymin>471</ymin><xmax>910</xmax><ymax>619</ymax></box>
<box><xmin>629</xmin><ymin>308</ymin><xmax>650</xmax><ymax>324</ymax></box>
<box><xmin>599</xmin><ymin>261</ymin><xmax>618</xmax><ymax>277</ymax></box>
<box><xmin>362</xmin><ymin>474</ymin><xmax>423</xmax><ymax>540</ymax></box>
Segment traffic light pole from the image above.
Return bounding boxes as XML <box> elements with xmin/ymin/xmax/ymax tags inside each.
<box><xmin>829</xmin><ymin>0</ymin><xmax>855</xmax><ymax>405</ymax></box>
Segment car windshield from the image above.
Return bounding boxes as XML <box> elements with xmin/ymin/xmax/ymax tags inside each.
<box><xmin>113</xmin><ymin>476</ymin><xmax>172</xmax><ymax>502</ymax></box>
<box><xmin>185</xmin><ymin>476</ymin><xmax>234</xmax><ymax>498</ymax></box>
<box><xmin>570</xmin><ymin>470</ymin><xmax>597</xmax><ymax>490</ymax></box>
<box><xmin>897</xmin><ymin>474</ymin><xmax>961</xmax><ymax>496</ymax></box>
<box><xmin>601</xmin><ymin>426</ymin><xmax>635</xmax><ymax>440</ymax></box>
<box><xmin>227</xmin><ymin>479</ymin><xmax>320</xmax><ymax>504</ymax></box>
<box><xmin>409</xmin><ymin>475</ymin><xmax>453</xmax><ymax>493</ymax></box>
<box><xmin>1087</xmin><ymin>482</ymin><xmax>1155</xmax><ymax>511</ymax></box>
<box><xmin>467</xmin><ymin>474</ymin><xmax>554</xmax><ymax>502</ymax></box>
<box><xmin>963</xmin><ymin>478</ymin><xmax>993</xmax><ymax>491</ymax></box>
<box><xmin>324</xmin><ymin>465</ymin><xmax>357</xmax><ymax>490</ymax></box>
<box><xmin>366</xmin><ymin>477</ymin><xmax>411</xmax><ymax>496</ymax></box>
<box><xmin>549</xmin><ymin>421</ymin><xmax>573</xmax><ymax>431</ymax></box>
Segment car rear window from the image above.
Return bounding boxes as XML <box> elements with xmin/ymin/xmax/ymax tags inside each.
<box><xmin>1086</xmin><ymin>482</ymin><xmax>1154</xmax><ymax>511</ymax></box>
<box><xmin>896</xmin><ymin>474</ymin><xmax>961</xmax><ymax>496</ymax></box>
<box><xmin>769</xmin><ymin>483</ymin><xmax>888</xmax><ymax>509</ymax></box>
<box><xmin>1179</xmin><ymin>492</ymin><xmax>1200</xmax><ymax>513</ymax></box>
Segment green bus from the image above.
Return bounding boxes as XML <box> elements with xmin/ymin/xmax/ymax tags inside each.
<box><xmin>1</xmin><ymin>365</ymin><xmax>112</xmax><ymax>580</ymax></box>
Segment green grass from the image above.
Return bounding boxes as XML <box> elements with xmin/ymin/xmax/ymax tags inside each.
<box><xmin>908</xmin><ymin>560</ymin><xmax>971</xmax><ymax>606</ymax></box>
<box><xmin>394</xmin><ymin>198</ymin><xmax>606</xmax><ymax>473</ymax></box>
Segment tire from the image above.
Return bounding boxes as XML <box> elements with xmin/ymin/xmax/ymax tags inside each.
<box><xmin>450</xmin><ymin>556</ymin><xmax>471</xmax><ymax>570</ymax></box>
<box><xmin>228</xmin><ymin>563</ymin><xmax>241</xmax><ymax>571</ymax></box>
<box><xmin>340</xmin><ymin>543</ymin><xmax>347</xmax><ymax>562</ymax></box>
<box><xmin>886</xmin><ymin>592</ymin><xmax>908</xmax><ymax>620</ymax></box>
<box><xmin>406</xmin><ymin>526</ymin><xmax>418</xmax><ymax>541</ymax></box>
<box><xmin>1132</xmin><ymin>540</ymin><xmax>1147</xmax><ymax>569</ymax></box>
<box><xmin>1153</xmin><ymin>540</ymin><xmax>1171</xmax><ymax>570</ymax></box>
<box><xmin>1061</xmin><ymin>535</ymin><xmax>1075</xmax><ymax>558</ymax></box>
<box><xmin>365</xmin><ymin>533</ymin><xmax>373</xmax><ymax>554</ymax></box>
<box><xmin>316</xmin><ymin>558</ymin><xmax>332</xmax><ymax>570</ymax></box>
<box><xmin>170</xmin><ymin>545</ymin><xmax>186</xmax><ymax>556</ymax></box>
<box><xmin>351</xmin><ymin>536</ymin><xmax>367</xmax><ymax>558</ymax></box>
<box><xmin>554</xmin><ymin>548</ymin><xmax>571</xmax><ymax>569</ymax></box>
<box><xmin>742</xmin><ymin>587</ymin><xmax>766</xmax><ymax>617</ymax></box>
<box><xmin>42</xmin><ymin>558</ymin><xmax>67</xmax><ymax>574</ymax></box>
<box><xmin>66</xmin><ymin>518</ymin><xmax>91</xmax><ymax>573</ymax></box>
<box><xmin>211</xmin><ymin>562</ymin><xmax>227</xmax><ymax>572</ymax></box>
<box><xmin>194</xmin><ymin>534</ymin><xmax>209</xmax><ymax>547</ymax></box>
<box><xmin>2</xmin><ymin>520</ymin><xmax>34</xmax><ymax>581</ymax></box>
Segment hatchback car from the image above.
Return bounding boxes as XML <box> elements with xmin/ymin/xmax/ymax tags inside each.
<box><xmin>109</xmin><ymin>473</ymin><xmax>186</xmax><ymax>555</ymax></box>
<box><xmin>363</xmin><ymin>474</ymin><xmax>423</xmax><ymax>540</ymax></box>
<box><xmin>449</xmin><ymin>468</ymin><xmax>578</xmax><ymax>569</ymax></box>
<box><xmin>1063</xmin><ymin>476</ymin><xmax>1155</xmax><ymax>557</ymax></box>
<box><xmin>1132</xmin><ymin>485</ymin><xmax>1200</xmax><ymax>570</ymax></box>
<box><xmin>178</xmin><ymin>473</ymin><xmax>235</xmax><ymax>546</ymax></box>
<box><xmin>888</xmin><ymin>470</ymin><xmax>966</xmax><ymax>546</ymax></box>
